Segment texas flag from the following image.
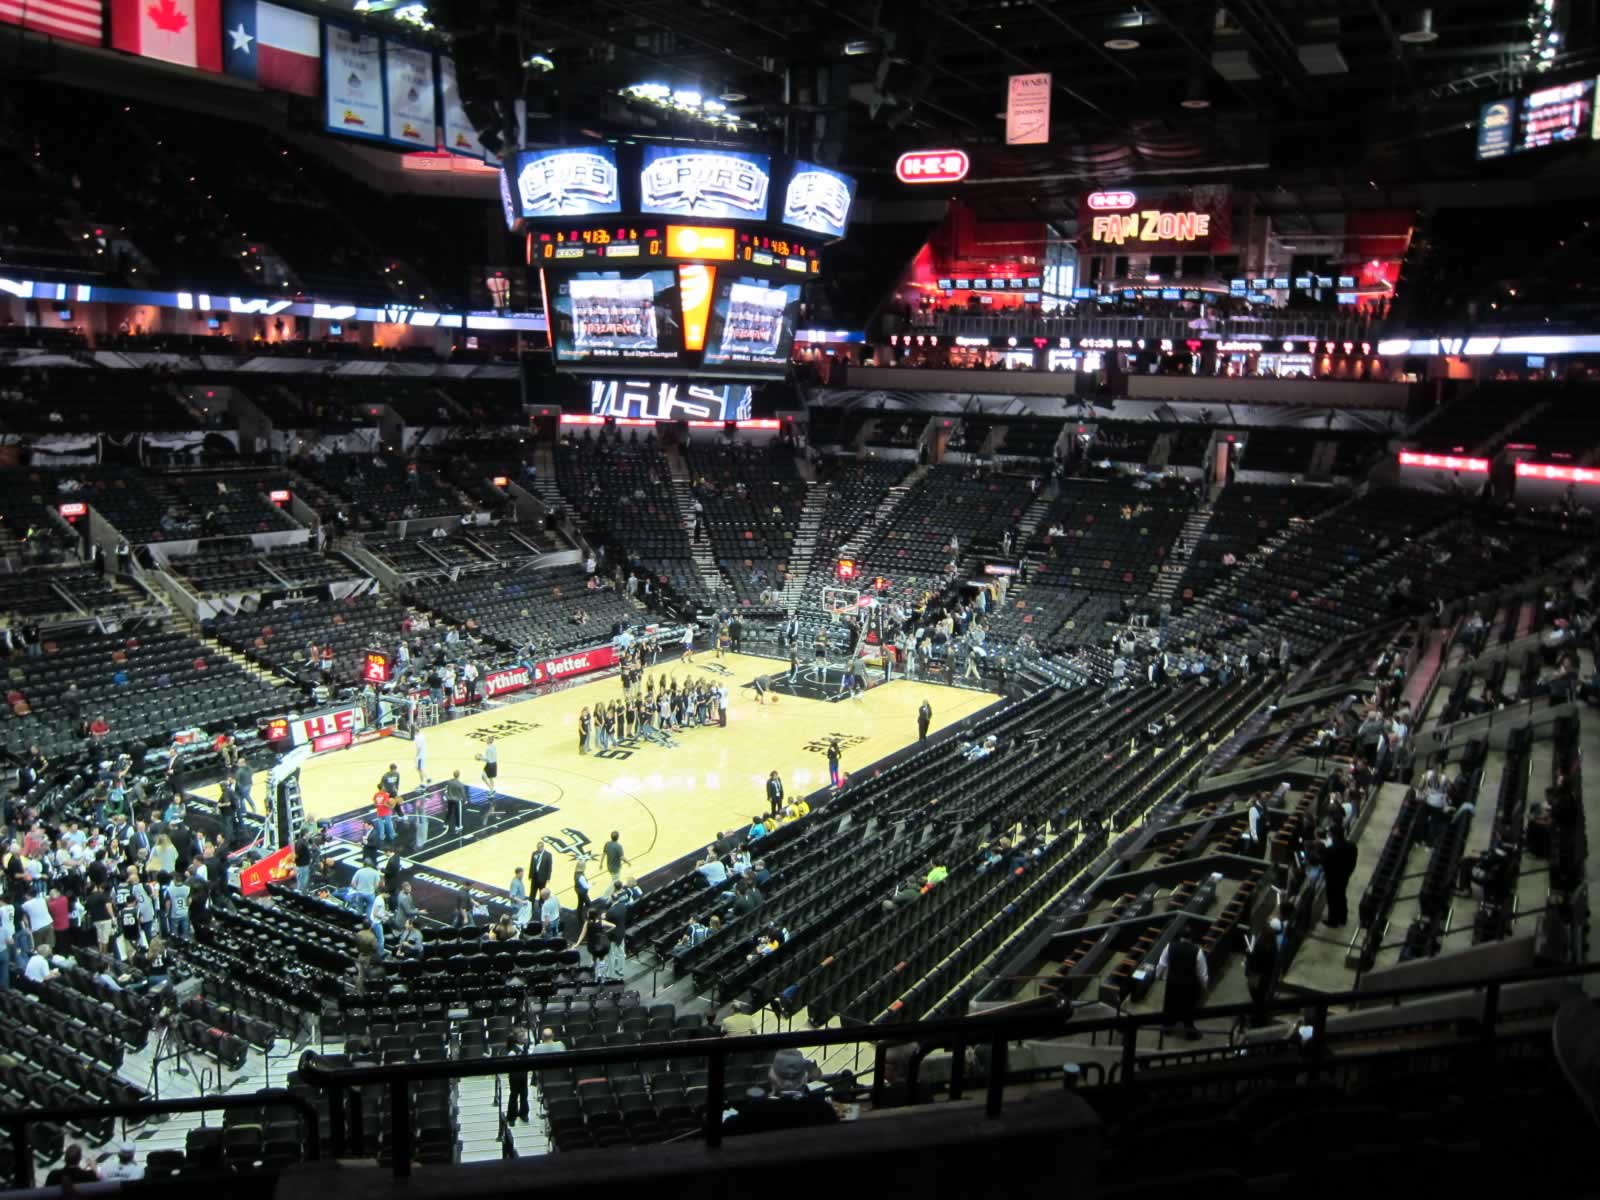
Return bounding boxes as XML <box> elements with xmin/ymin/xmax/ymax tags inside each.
<box><xmin>110</xmin><ymin>0</ymin><xmax>222</xmax><ymax>70</ymax></box>
<box><xmin>221</xmin><ymin>0</ymin><xmax>319</xmax><ymax>97</ymax></box>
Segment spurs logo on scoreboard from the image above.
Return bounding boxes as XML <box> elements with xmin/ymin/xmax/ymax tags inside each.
<box><xmin>783</xmin><ymin>170</ymin><xmax>851</xmax><ymax>232</ymax></box>
<box><xmin>641</xmin><ymin>153</ymin><xmax>769</xmax><ymax>216</ymax></box>
<box><xmin>517</xmin><ymin>151</ymin><xmax>620</xmax><ymax>215</ymax></box>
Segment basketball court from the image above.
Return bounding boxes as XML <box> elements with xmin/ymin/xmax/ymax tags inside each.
<box><xmin>205</xmin><ymin>651</ymin><xmax>999</xmax><ymax>913</ymax></box>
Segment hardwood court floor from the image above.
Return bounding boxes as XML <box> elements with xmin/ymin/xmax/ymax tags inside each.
<box><xmin>216</xmin><ymin>652</ymin><xmax>997</xmax><ymax>906</ymax></box>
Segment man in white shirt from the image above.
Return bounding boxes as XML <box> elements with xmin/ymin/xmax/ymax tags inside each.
<box><xmin>697</xmin><ymin>851</ymin><xmax>728</xmax><ymax>887</ymax></box>
<box><xmin>539</xmin><ymin>889</ymin><xmax>562</xmax><ymax>942</ymax></box>
<box><xmin>24</xmin><ymin>950</ymin><xmax>56</xmax><ymax>984</ymax></box>
<box><xmin>1155</xmin><ymin>928</ymin><xmax>1209</xmax><ymax>1038</ymax></box>
<box><xmin>20</xmin><ymin>893</ymin><xmax>52</xmax><ymax>952</ymax></box>
<box><xmin>99</xmin><ymin>1144</ymin><xmax>144</xmax><ymax>1182</ymax></box>
<box><xmin>413</xmin><ymin>729</ymin><xmax>428</xmax><ymax>786</ymax></box>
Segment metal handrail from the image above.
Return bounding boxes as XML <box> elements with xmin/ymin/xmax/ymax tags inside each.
<box><xmin>0</xmin><ymin>1089</ymin><xmax>322</xmax><ymax>1189</ymax></box>
<box><xmin>295</xmin><ymin>958</ymin><xmax>1600</xmax><ymax>1176</ymax></box>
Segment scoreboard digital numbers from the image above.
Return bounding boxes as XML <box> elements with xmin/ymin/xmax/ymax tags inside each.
<box><xmin>531</xmin><ymin>225</ymin><xmax>822</xmax><ymax>277</ymax></box>
<box><xmin>363</xmin><ymin>650</ymin><xmax>392</xmax><ymax>684</ymax></box>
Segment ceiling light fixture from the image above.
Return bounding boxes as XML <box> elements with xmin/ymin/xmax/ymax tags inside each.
<box><xmin>1398</xmin><ymin>8</ymin><xmax>1438</xmax><ymax>44</ymax></box>
<box><xmin>1104</xmin><ymin>37</ymin><xmax>1140</xmax><ymax>50</ymax></box>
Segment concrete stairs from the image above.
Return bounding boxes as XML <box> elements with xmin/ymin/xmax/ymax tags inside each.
<box><xmin>777</xmin><ymin>480</ymin><xmax>826</xmax><ymax>611</ymax></box>
<box><xmin>1150</xmin><ymin>505</ymin><xmax>1214</xmax><ymax>604</ymax></box>
<box><xmin>529</xmin><ymin>444</ymin><xmax>565</xmax><ymax>511</ymax></box>
<box><xmin>837</xmin><ymin>464</ymin><xmax>927</xmax><ymax>560</ymax></box>
<box><xmin>663</xmin><ymin>446</ymin><xmax>726</xmax><ymax>598</ymax></box>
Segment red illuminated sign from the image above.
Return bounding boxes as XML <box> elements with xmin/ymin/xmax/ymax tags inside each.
<box><xmin>1086</xmin><ymin>190</ymin><xmax>1136</xmax><ymax>211</ymax></box>
<box><xmin>269</xmin><ymin>490</ymin><xmax>291</xmax><ymax>504</ymax></box>
<box><xmin>292</xmin><ymin>706</ymin><xmax>362</xmax><ymax>747</ymax></box>
<box><xmin>58</xmin><ymin>502</ymin><xmax>87</xmax><ymax>519</ymax></box>
<box><xmin>837</xmin><ymin>557</ymin><xmax>858</xmax><ymax>580</ymax></box>
<box><xmin>1089</xmin><ymin>210</ymin><xmax>1212</xmax><ymax>246</ymax></box>
<box><xmin>1397</xmin><ymin>451</ymin><xmax>1489</xmax><ymax>473</ymax></box>
<box><xmin>311</xmin><ymin>730</ymin><xmax>354</xmax><ymax>753</ymax></box>
<box><xmin>492</xmin><ymin>476</ymin><xmax>510</xmax><ymax>487</ymax></box>
<box><xmin>1515</xmin><ymin>461</ymin><xmax>1600</xmax><ymax>484</ymax></box>
<box><xmin>895</xmin><ymin>149</ymin><xmax>969</xmax><ymax>185</ymax></box>
<box><xmin>263</xmin><ymin>717</ymin><xmax>291</xmax><ymax>742</ymax></box>
<box><xmin>362</xmin><ymin>651</ymin><xmax>392</xmax><ymax>684</ymax></box>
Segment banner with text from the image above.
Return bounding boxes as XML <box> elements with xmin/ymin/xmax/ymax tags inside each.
<box><xmin>437</xmin><ymin>56</ymin><xmax>486</xmax><ymax>159</ymax></box>
<box><xmin>323</xmin><ymin>22</ymin><xmax>385</xmax><ymax>142</ymax></box>
<box><xmin>382</xmin><ymin>39</ymin><xmax>436</xmax><ymax>149</ymax></box>
<box><xmin>1005</xmin><ymin>72</ymin><xmax>1051</xmax><ymax>145</ymax></box>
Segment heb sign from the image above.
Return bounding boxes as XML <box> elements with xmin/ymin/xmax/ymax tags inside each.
<box><xmin>262</xmin><ymin>706</ymin><xmax>366</xmax><ymax>748</ymax></box>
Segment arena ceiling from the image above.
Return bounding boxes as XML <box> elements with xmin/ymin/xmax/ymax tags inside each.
<box><xmin>435</xmin><ymin>0</ymin><xmax>1599</xmax><ymax>218</ymax></box>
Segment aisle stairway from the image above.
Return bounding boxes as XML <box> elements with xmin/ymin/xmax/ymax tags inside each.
<box><xmin>776</xmin><ymin>480</ymin><xmax>826</xmax><ymax>611</ymax></box>
<box><xmin>664</xmin><ymin>447</ymin><xmax>726</xmax><ymax>598</ymax></box>
<box><xmin>837</xmin><ymin>464</ymin><xmax>927</xmax><ymax>560</ymax></box>
<box><xmin>1151</xmin><ymin>505</ymin><xmax>1214</xmax><ymax>604</ymax></box>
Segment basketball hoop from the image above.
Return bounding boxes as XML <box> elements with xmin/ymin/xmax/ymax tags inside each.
<box><xmin>486</xmin><ymin>273</ymin><xmax>511</xmax><ymax>313</ymax></box>
<box><xmin>821</xmin><ymin>586</ymin><xmax>859</xmax><ymax>621</ymax></box>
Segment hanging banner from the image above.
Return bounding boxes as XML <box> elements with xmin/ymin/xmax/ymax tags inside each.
<box><xmin>438</xmin><ymin>56</ymin><xmax>485</xmax><ymax>158</ymax></box>
<box><xmin>323</xmin><ymin>23</ymin><xmax>385</xmax><ymax>142</ymax></box>
<box><xmin>1005</xmin><ymin>72</ymin><xmax>1051</xmax><ymax>145</ymax></box>
<box><xmin>383</xmin><ymin>40</ymin><xmax>437</xmax><ymax>149</ymax></box>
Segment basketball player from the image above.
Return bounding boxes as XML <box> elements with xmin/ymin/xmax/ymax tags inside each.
<box><xmin>413</xmin><ymin>728</ymin><xmax>428</xmax><ymax>786</ymax></box>
<box><xmin>752</xmin><ymin>674</ymin><xmax>769</xmax><ymax>705</ymax></box>
<box><xmin>476</xmin><ymin>737</ymin><xmax>499</xmax><ymax>799</ymax></box>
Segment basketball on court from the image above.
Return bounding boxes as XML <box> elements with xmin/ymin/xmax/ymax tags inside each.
<box><xmin>771</xmin><ymin>694</ymin><xmax>780</xmax><ymax>704</ymax></box>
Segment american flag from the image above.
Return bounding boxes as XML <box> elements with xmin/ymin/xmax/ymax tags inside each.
<box><xmin>0</xmin><ymin>0</ymin><xmax>103</xmax><ymax>47</ymax></box>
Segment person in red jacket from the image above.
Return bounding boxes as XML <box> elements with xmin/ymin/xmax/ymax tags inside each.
<box><xmin>372</xmin><ymin>789</ymin><xmax>397</xmax><ymax>845</ymax></box>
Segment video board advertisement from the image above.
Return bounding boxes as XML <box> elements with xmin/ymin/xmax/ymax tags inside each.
<box><xmin>702</xmin><ymin>275</ymin><xmax>802</xmax><ymax>372</ymax></box>
<box><xmin>548</xmin><ymin>270</ymin><xmax>682</xmax><ymax>366</ymax></box>
<box><xmin>639</xmin><ymin>146</ymin><xmax>771</xmax><ymax>221</ymax></box>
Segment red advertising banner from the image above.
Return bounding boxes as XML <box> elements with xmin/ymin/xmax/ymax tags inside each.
<box><xmin>482</xmin><ymin>644</ymin><xmax>622</xmax><ymax>698</ymax></box>
<box><xmin>535</xmin><ymin>643</ymin><xmax>619</xmax><ymax>686</ymax></box>
<box><xmin>482</xmin><ymin>665</ymin><xmax>533</xmax><ymax>698</ymax></box>
<box><xmin>239</xmin><ymin>845</ymin><xmax>296</xmax><ymax>897</ymax></box>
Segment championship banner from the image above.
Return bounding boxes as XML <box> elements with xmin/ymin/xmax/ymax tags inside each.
<box><xmin>323</xmin><ymin>22</ymin><xmax>385</xmax><ymax>142</ymax></box>
<box><xmin>382</xmin><ymin>39</ymin><xmax>437</xmax><ymax>149</ymax></box>
<box><xmin>1005</xmin><ymin>72</ymin><xmax>1051</xmax><ymax>145</ymax></box>
<box><xmin>438</xmin><ymin>56</ymin><xmax>485</xmax><ymax>159</ymax></box>
<box><xmin>239</xmin><ymin>845</ymin><xmax>296</xmax><ymax>896</ymax></box>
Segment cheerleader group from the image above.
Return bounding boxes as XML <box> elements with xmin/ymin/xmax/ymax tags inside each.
<box><xmin>576</xmin><ymin>671</ymin><xmax>729</xmax><ymax>753</ymax></box>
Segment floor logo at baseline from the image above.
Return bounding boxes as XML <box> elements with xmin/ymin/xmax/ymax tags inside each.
<box><xmin>802</xmin><ymin>732</ymin><xmax>869</xmax><ymax>754</ymax></box>
<box><xmin>466</xmin><ymin>718</ymin><xmax>541</xmax><ymax>743</ymax></box>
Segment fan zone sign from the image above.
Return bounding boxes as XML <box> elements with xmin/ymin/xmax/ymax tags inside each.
<box><xmin>1088</xmin><ymin>209</ymin><xmax>1212</xmax><ymax>246</ymax></box>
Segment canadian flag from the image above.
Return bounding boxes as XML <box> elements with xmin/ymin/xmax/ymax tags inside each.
<box><xmin>111</xmin><ymin>0</ymin><xmax>222</xmax><ymax>70</ymax></box>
